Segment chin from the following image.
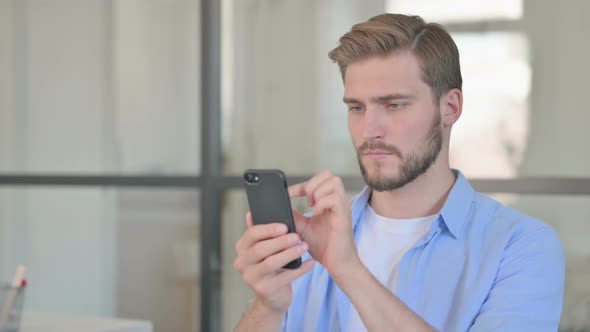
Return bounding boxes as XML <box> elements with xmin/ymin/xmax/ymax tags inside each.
<box><xmin>365</xmin><ymin>160</ymin><xmax>398</xmax><ymax>174</ymax></box>
<box><xmin>366</xmin><ymin>170</ymin><xmax>400</xmax><ymax>184</ymax></box>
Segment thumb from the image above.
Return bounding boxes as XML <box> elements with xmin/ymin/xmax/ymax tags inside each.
<box><xmin>245</xmin><ymin>212</ymin><xmax>253</xmax><ymax>228</ymax></box>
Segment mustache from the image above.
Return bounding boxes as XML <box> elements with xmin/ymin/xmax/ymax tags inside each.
<box><xmin>357</xmin><ymin>141</ymin><xmax>402</xmax><ymax>159</ymax></box>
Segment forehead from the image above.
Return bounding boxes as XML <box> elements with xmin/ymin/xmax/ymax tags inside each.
<box><xmin>343</xmin><ymin>51</ymin><xmax>429</xmax><ymax>100</ymax></box>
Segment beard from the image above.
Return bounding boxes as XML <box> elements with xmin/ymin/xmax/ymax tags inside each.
<box><xmin>356</xmin><ymin>111</ymin><xmax>443</xmax><ymax>192</ymax></box>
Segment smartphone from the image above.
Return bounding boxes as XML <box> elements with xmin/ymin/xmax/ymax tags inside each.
<box><xmin>243</xmin><ymin>169</ymin><xmax>302</xmax><ymax>269</ymax></box>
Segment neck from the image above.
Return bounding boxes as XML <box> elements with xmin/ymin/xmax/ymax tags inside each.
<box><xmin>368</xmin><ymin>158</ymin><xmax>456</xmax><ymax>219</ymax></box>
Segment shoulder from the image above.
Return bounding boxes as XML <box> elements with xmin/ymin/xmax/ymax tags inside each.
<box><xmin>466</xmin><ymin>196</ymin><xmax>566</xmax><ymax>330</ymax></box>
<box><xmin>468</xmin><ymin>193</ymin><xmax>564</xmax><ymax>259</ymax></box>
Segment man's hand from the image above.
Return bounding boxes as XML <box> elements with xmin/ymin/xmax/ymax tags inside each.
<box><xmin>288</xmin><ymin>170</ymin><xmax>359</xmax><ymax>278</ymax></box>
<box><xmin>289</xmin><ymin>170</ymin><xmax>435</xmax><ymax>332</ymax></box>
<box><xmin>233</xmin><ymin>213</ymin><xmax>315</xmax><ymax>315</ymax></box>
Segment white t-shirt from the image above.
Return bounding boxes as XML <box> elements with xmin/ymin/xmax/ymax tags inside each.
<box><xmin>346</xmin><ymin>204</ymin><xmax>438</xmax><ymax>332</ymax></box>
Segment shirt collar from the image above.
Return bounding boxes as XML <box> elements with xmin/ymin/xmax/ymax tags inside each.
<box><xmin>351</xmin><ymin>169</ymin><xmax>475</xmax><ymax>240</ymax></box>
<box><xmin>439</xmin><ymin>169</ymin><xmax>474</xmax><ymax>239</ymax></box>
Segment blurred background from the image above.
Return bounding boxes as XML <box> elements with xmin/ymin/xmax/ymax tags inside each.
<box><xmin>0</xmin><ymin>0</ymin><xmax>589</xmax><ymax>331</ymax></box>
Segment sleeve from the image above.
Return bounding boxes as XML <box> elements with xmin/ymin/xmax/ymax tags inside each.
<box><xmin>468</xmin><ymin>226</ymin><xmax>566</xmax><ymax>332</ymax></box>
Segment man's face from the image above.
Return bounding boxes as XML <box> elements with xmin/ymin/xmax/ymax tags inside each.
<box><xmin>344</xmin><ymin>51</ymin><xmax>443</xmax><ymax>191</ymax></box>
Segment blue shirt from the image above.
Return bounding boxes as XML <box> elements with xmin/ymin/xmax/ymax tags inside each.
<box><xmin>282</xmin><ymin>170</ymin><xmax>565</xmax><ymax>332</ymax></box>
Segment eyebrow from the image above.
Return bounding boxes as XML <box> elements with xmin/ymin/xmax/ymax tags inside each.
<box><xmin>343</xmin><ymin>93</ymin><xmax>416</xmax><ymax>104</ymax></box>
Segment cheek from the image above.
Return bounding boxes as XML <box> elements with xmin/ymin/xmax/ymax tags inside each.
<box><xmin>391</xmin><ymin>116</ymin><xmax>427</xmax><ymax>150</ymax></box>
<box><xmin>348</xmin><ymin>116</ymin><xmax>361</xmax><ymax>143</ymax></box>
<box><xmin>402</xmin><ymin>120</ymin><xmax>423</xmax><ymax>136</ymax></box>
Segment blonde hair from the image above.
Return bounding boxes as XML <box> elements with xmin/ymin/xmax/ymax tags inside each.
<box><xmin>328</xmin><ymin>13</ymin><xmax>462</xmax><ymax>101</ymax></box>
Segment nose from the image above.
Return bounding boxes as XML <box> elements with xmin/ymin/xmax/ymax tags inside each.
<box><xmin>362</xmin><ymin>108</ymin><xmax>385</xmax><ymax>141</ymax></box>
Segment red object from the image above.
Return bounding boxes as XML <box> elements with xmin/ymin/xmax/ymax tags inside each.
<box><xmin>20</xmin><ymin>279</ymin><xmax>27</xmax><ymax>288</ymax></box>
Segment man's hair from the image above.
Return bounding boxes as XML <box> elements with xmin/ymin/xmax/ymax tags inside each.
<box><xmin>328</xmin><ymin>13</ymin><xmax>462</xmax><ymax>102</ymax></box>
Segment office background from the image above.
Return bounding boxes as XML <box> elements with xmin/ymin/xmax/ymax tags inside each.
<box><xmin>0</xmin><ymin>0</ymin><xmax>589</xmax><ymax>331</ymax></box>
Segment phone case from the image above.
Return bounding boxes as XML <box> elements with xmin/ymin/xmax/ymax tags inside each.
<box><xmin>243</xmin><ymin>169</ymin><xmax>302</xmax><ymax>269</ymax></box>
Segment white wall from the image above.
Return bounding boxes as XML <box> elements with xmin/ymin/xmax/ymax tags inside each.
<box><xmin>518</xmin><ymin>2</ymin><xmax>590</xmax><ymax>327</ymax></box>
<box><xmin>521</xmin><ymin>0</ymin><xmax>590</xmax><ymax>177</ymax></box>
<box><xmin>113</xmin><ymin>0</ymin><xmax>200</xmax><ymax>174</ymax></box>
<box><xmin>0</xmin><ymin>0</ymin><xmax>117</xmax><ymax>315</ymax></box>
<box><xmin>0</xmin><ymin>1</ymin><xmax>201</xmax><ymax>329</ymax></box>
<box><xmin>0</xmin><ymin>0</ymin><xmax>17</xmax><ymax>281</ymax></box>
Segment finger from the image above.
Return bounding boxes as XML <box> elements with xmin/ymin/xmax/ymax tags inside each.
<box><xmin>243</xmin><ymin>233</ymin><xmax>301</xmax><ymax>265</ymax></box>
<box><xmin>273</xmin><ymin>258</ymin><xmax>315</xmax><ymax>283</ymax></box>
<box><xmin>244</xmin><ymin>259</ymin><xmax>315</xmax><ymax>300</ymax></box>
<box><xmin>311</xmin><ymin>178</ymin><xmax>337</xmax><ymax>205</ymax></box>
<box><xmin>330</xmin><ymin>176</ymin><xmax>346</xmax><ymax>195</ymax></box>
<box><xmin>312</xmin><ymin>195</ymin><xmax>338</xmax><ymax>216</ymax></box>
<box><xmin>246</xmin><ymin>212</ymin><xmax>253</xmax><ymax>228</ymax></box>
<box><xmin>288</xmin><ymin>181</ymin><xmax>308</xmax><ymax>198</ymax></box>
<box><xmin>303</xmin><ymin>170</ymin><xmax>335</xmax><ymax>206</ymax></box>
<box><xmin>257</xmin><ymin>242</ymin><xmax>309</xmax><ymax>275</ymax></box>
<box><xmin>238</xmin><ymin>223</ymin><xmax>288</xmax><ymax>252</ymax></box>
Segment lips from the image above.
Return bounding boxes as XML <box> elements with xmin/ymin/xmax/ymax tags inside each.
<box><xmin>364</xmin><ymin>150</ymin><xmax>393</xmax><ymax>156</ymax></box>
<box><xmin>363</xmin><ymin>151</ymin><xmax>394</xmax><ymax>160</ymax></box>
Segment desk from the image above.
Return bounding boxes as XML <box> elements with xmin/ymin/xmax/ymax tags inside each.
<box><xmin>20</xmin><ymin>312</ymin><xmax>152</xmax><ymax>332</ymax></box>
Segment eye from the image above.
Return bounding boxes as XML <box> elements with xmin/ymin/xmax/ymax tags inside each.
<box><xmin>388</xmin><ymin>103</ymin><xmax>402</xmax><ymax>110</ymax></box>
<box><xmin>348</xmin><ymin>105</ymin><xmax>363</xmax><ymax>113</ymax></box>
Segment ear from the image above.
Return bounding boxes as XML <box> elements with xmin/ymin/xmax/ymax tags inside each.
<box><xmin>440</xmin><ymin>88</ymin><xmax>463</xmax><ymax>128</ymax></box>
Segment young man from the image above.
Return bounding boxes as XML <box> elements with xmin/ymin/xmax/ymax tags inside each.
<box><xmin>233</xmin><ymin>14</ymin><xmax>565</xmax><ymax>332</ymax></box>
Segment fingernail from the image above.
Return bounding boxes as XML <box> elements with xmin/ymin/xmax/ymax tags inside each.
<box><xmin>276</xmin><ymin>224</ymin><xmax>287</xmax><ymax>233</ymax></box>
<box><xmin>288</xmin><ymin>234</ymin><xmax>298</xmax><ymax>244</ymax></box>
